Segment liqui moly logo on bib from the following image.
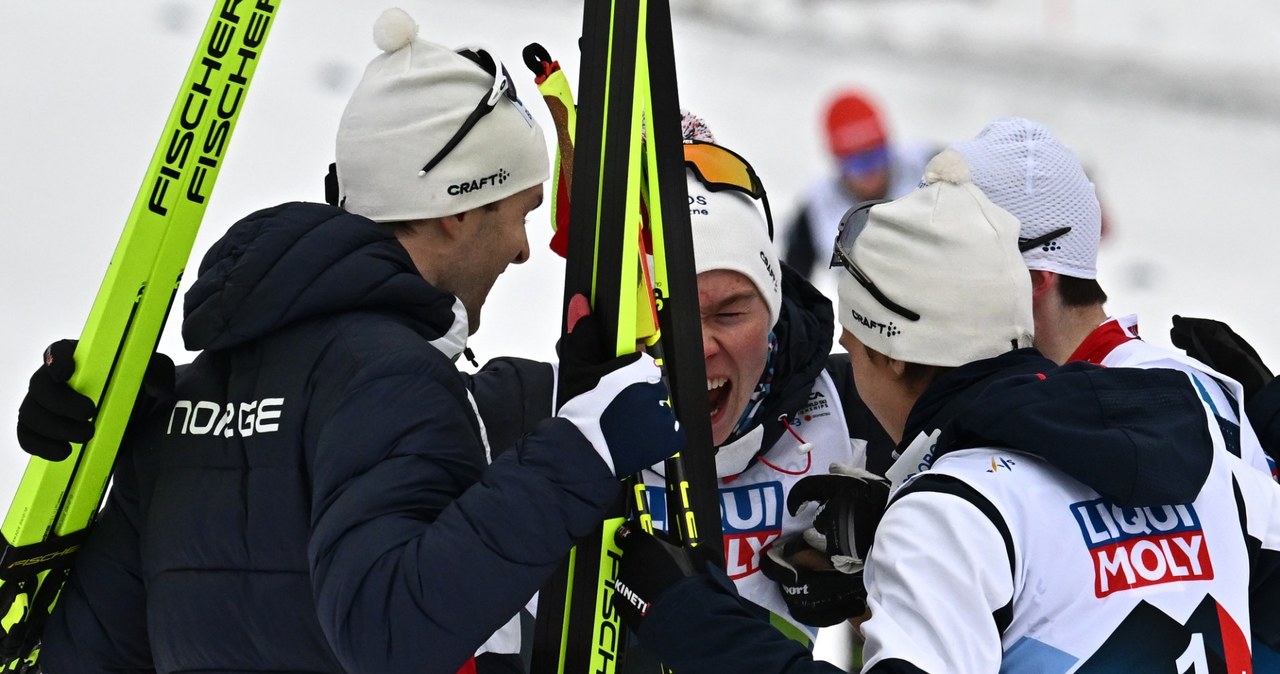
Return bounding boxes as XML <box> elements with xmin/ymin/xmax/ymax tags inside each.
<box><xmin>1070</xmin><ymin>499</ymin><xmax>1213</xmax><ymax>598</ymax></box>
<box><xmin>720</xmin><ymin>482</ymin><xmax>784</xmax><ymax>579</ymax></box>
<box><xmin>644</xmin><ymin>482</ymin><xmax>784</xmax><ymax>580</ymax></box>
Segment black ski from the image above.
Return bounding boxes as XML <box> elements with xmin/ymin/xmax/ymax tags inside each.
<box><xmin>529</xmin><ymin>1</ymin><xmax>722</xmax><ymax>671</ymax></box>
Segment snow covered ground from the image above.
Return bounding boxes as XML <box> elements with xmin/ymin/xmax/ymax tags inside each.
<box><xmin>1</xmin><ymin>0</ymin><xmax>1277</xmax><ymax>668</ymax></box>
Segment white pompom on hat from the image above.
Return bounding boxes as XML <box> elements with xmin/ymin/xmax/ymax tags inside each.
<box><xmin>335</xmin><ymin>8</ymin><xmax>550</xmax><ymax>222</ymax></box>
<box><xmin>950</xmin><ymin>117</ymin><xmax>1101</xmax><ymax>279</ymax></box>
<box><xmin>836</xmin><ymin>149</ymin><xmax>1033</xmax><ymax>367</ymax></box>
<box><xmin>687</xmin><ymin>171</ymin><xmax>782</xmax><ymax>327</ymax></box>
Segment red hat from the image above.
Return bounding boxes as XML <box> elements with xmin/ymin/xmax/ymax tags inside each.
<box><xmin>824</xmin><ymin>91</ymin><xmax>887</xmax><ymax>157</ymax></box>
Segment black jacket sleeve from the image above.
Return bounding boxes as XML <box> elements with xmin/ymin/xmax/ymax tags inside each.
<box><xmin>306</xmin><ymin>350</ymin><xmax>619</xmax><ymax>674</ymax></box>
<box><xmin>636</xmin><ymin>566</ymin><xmax>845</xmax><ymax>674</ymax></box>
<box><xmin>464</xmin><ymin>357</ymin><xmax>555</xmax><ymax>460</ymax></box>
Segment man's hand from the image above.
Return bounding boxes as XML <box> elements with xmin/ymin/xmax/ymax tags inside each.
<box><xmin>17</xmin><ymin>340</ymin><xmax>97</xmax><ymax>461</ymax></box>
<box><xmin>760</xmin><ymin>535</ymin><xmax>869</xmax><ymax>627</ymax></box>
<box><xmin>556</xmin><ymin>295</ymin><xmax>684</xmax><ymax>477</ymax></box>
<box><xmin>17</xmin><ymin>339</ymin><xmax>175</xmax><ymax>461</ymax></box>
<box><xmin>612</xmin><ymin>521</ymin><xmax>702</xmax><ymax>633</ymax></box>
<box><xmin>786</xmin><ymin>463</ymin><xmax>890</xmax><ymax>574</ymax></box>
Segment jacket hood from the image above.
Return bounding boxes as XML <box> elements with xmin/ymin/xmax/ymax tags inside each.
<box><xmin>183</xmin><ymin>202</ymin><xmax>462</xmax><ymax>352</ymax></box>
<box><xmin>911</xmin><ymin>349</ymin><xmax>1214</xmax><ymax>507</ymax></box>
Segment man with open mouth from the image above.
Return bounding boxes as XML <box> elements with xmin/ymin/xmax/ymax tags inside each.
<box><xmin>467</xmin><ymin>120</ymin><xmax>899</xmax><ymax>669</ymax></box>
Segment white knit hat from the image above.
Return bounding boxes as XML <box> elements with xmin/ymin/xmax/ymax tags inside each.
<box><xmin>688</xmin><ymin>171</ymin><xmax>782</xmax><ymax>327</ymax></box>
<box><xmin>335</xmin><ymin>8</ymin><xmax>550</xmax><ymax>222</ymax></box>
<box><xmin>836</xmin><ymin>149</ymin><xmax>1033</xmax><ymax>367</ymax></box>
<box><xmin>950</xmin><ymin>117</ymin><xmax>1101</xmax><ymax>279</ymax></box>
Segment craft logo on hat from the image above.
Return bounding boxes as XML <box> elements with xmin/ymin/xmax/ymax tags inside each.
<box><xmin>847</xmin><ymin>305</ymin><xmax>902</xmax><ymax>338</ymax></box>
<box><xmin>758</xmin><ymin>250</ymin><xmax>778</xmax><ymax>294</ymax></box>
<box><xmin>446</xmin><ymin>168</ymin><xmax>510</xmax><ymax>196</ymax></box>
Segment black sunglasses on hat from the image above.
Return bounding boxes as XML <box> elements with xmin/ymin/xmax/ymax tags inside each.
<box><xmin>829</xmin><ymin>200</ymin><xmax>921</xmax><ymax>322</ymax></box>
<box><xmin>418</xmin><ymin>47</ymin><xmax>520</xmax><ymax>176</ymax></box>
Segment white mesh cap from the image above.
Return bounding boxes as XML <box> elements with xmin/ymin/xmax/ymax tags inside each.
<box><xmin>950</xmin><ymin>117</ymin><xmax>1101</xmax><ymax>279</ymax></box>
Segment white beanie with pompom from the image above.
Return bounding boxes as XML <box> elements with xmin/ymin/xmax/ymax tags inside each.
<box><xmin>836</xmin><ymin>149</ymin><xmax>1033</xmax><ymax>367</ymax></box>
<box><xmin>335</xmin><ymin>8</ymin><xmax>549</xmax><ymax>222</ymax></box>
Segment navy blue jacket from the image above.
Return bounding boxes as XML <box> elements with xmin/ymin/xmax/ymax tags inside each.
<box><xmin>628</xmin><ymin>350</ymin><xmax>1246</xmax><ymax>673</ymax></box>
<box><xmin>42</xmin><ymin>203</ymin><xmax>620</xmax><ymax>674</ymax></box>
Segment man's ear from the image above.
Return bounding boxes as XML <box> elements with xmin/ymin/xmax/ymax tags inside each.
<box><xmin>888</xmin><ymin>356</ymin><xmax>911</xmax><ymax>379</ymax></box>
<box><xmin>1029</xmin><ymin>269</ymin><xmax>1057</xmax><ymax>302</ymax></box>
<box><xmin>435</xmin><ymin>211</ymin><xmax>469</xmax><ymax>241</ymax></box>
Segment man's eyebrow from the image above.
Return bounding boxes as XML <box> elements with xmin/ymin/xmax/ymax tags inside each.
<box><xmin>703</xmin><ymin>291</ymin><xmax>757</xmax><ymax>311</ymax></box>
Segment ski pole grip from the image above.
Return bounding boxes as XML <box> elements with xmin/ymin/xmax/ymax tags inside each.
<box><xmin>522</xmin><ymin>42</ymin><xmax>554</xmax><ymax>77</ymax></box>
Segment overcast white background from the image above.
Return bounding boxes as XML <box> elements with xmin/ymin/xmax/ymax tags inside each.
<box><xmin>2</xmin><ymin>1</ymin><xmax>1278</xmax><ymax>667</ymax></box>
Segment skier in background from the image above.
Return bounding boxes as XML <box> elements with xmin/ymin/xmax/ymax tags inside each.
<box><xmin>780</xmin><ymin>89</ymin><xmax>938</xmax><ymax>283</ymax></box>
<box><xmin>606</xmin><ymin>148</ymin><xmax>1280</xmax><ymax>672</ymax></box>
<box><xmin>12</xmin><ymin>9</ymin><xmax>684</xmax><ymax>674</ymax></box>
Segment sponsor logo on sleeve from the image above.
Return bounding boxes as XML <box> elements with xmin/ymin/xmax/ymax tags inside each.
<box><xmin>1070</xmin><ymin>499</ymin><xmax>1213</xmax><ymax>598</ymax></box>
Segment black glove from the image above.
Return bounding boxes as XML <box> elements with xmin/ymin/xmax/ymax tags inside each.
<box><xmin>759</xmin><ymin>535</ymin><xmax>868</xmax><ymax>627</ymax></box>
<box><xmin>786</xmin><ymin>463</ymin><xmax>890</xmax><ymax>574</ymax></box>
<box><xmin>556</xmin><ymin>293</ymin><xmax>642</xmax><ymax>404</ymax></box>
<box><xmin>16</xmin><ymin>339</ymin><xmax>176</xmax><ymax>461</ymax></box>
<box><xmin>612</xmin><ymin>521</ymin><xmax>701</xmax><ymax>633</ymax></box>
<box><xmin>556</xmin><ymin>295</ymin><xmax>684</xmax><ymax>477</ymax></box>
<box><xmin>17</xmin><ymin>340</ymin><xmax>96</xmax><ymax>461</ymax></box>
<box><xmin>1171</xmin><ymin>315</ymin><xmax>1274</xmax><ymax>401</ymax></box>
